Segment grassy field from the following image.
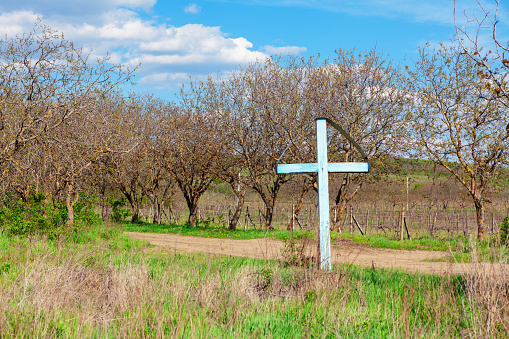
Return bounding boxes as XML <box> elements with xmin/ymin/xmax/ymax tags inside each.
<box><xmin>1</xmin><ymin>223</ymin><xmax>509</xmax><ymax>337</ymax></box>
<box><xmin>122</xmin><ymin>220</ymin><xmax>487</xmax><ymax>253</ymax></box>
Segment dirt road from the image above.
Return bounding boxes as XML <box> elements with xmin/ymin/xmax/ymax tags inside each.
<box><xmin>126</xmin><ymin>232</ymin><xmax>507</xmax><ymax>276</ymax></box>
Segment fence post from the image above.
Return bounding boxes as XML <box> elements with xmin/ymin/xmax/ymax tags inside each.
<box><xmin>365</xmin><ymin>209</ymin><xmax>369</xmax><ymax>235</ymax></box>
<box><xmin>291</xmin><ymin>204</ymin><xmax>295</xmax><ymax>231</ymax></box>
<box><xmin>350</xmin><ymin>206</ymin><xmax>353</xmax><ymax>233</ymax></box>
<box><xmin>400</xmin><ymin>209</ymin><xmax>404</xmax><ymax>241</ymax></box>
<box><xmin>492</xmin><ymin>212</ymin><xmax>495</xmax><ymax>235</ymax></box>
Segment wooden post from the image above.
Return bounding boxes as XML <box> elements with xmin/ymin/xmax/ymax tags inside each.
<box><xmin>316</xmin><ymin>118</ymin><xmax>331</xmax><ymax>270</ymax></box>
<box><xmin>492</xmin><ymin>212</ymin><xmax>495</xmax><ymax>235</ymax></box>
<box><xmin>352</xmin><ymin>213</ymin><xmax>365</xmax><ymax>236</ymax></box>
<box><xmin>404</xmin><ymin>215</ymin><xmax>411</xmax><ymax>240</ymax></box>
<box><xmin>365</xmin><ymin>209</ymin><xmax>369</xmax><ymax>235</ymax></box>
<box><xmin>244</xmin><ymin>207</ymin><xmax>247</xmax><ymax>231</ymax></box>
<box><xmin>456</xmin><ymin>213</ymin><xmax>459</xmax><ymax>237</ymax></box>
<box><xmin>350</xmin><ymin>206</ymin><xmax>353</xmax><ymax>233</ymax></box>
<box><xmin>400</xmin><ymin>208</ymin><xmax>405</xmax><ymax>241</ymax></box>
<box><xmin>465</xmin><ymin>210</ymin><xmax>468</xmax><ymax>236</ymax></box>
<box><xmin>291</xmin><ymin>204</ymin><xmax>295</xmax><ymax>231</ymax></box>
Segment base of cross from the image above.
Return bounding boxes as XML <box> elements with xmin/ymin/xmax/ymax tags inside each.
<box><xmin>277</xmin><ymin>118</ymin><xmax>369</xmax><ymax>271</ymax></box>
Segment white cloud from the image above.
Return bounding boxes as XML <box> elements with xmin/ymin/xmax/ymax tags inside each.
<box><xmin>184</xmin><ymin>4</ymin><xmax>201</xmax><ymax>14</ymax></box>
<box><xmin>0</xmin><ymin>11</ymin><xmax>39</xmax><ymax>36</ymax></box>
<box><xmin>138</xmin><ymin>72</ymin><xmax>192</xmax><ymax>89</ymax></box>
<box><xmin>0</xmin><ymin>2</ymin><xmax>273</xmax><ymax>95</ymax></box>
<box><xmin>262</xmin><ymin>45</ymin><xmax>307</xmax><ymax>55</ymax></box>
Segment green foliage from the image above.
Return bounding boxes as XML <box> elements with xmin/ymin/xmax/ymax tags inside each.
<box><xmin>108</xmin><ymin>196</ymin><xmax>131</xmax><ymax>222</ymax></box>
<box><xmin>73</xmin><ymin>195</ymin><xmax>101</xmax><ymax>226</ymax></box>
<box><xmin>0</xmin><ymin>260</ymin><xmax>11</xmax><ymax>274</ymax></box>
<box><xmin>0</xmin><ymin>193</ymin><xmax>99</xmax><ymax>239</ymax></box>
<box><xmin>500</xmin><ymin>216</ymin><xmax>509</xmax><ymax>245</ymax></box>
<box><xmin>257</xmin><ymin>268</ymin><xmax>273</xmax><ymax>289</ymax></box>
<box><xmin>0</xmin><ymin>193</ymin><xmax>65</xmax><ymax>238</ymax></box>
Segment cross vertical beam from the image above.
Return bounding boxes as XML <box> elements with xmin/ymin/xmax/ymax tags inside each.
<box><xmin>316</xmin><ymin>118</ymin><xmax>331</xmax><ymax>270</ymax></box>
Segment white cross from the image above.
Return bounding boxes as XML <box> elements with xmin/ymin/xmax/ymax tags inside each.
<box><xmin>277</xmin><ymin>118</ymin><xmax>369</xmax><ymax>271</ymax></box>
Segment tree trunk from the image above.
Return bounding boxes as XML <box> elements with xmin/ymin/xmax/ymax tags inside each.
<box><xmin>474</xmin><ymin>197</ymin><xmax>486</xmax><ymax>239</ymax></box>
<box><xmin>123</xmin><ymin>192</ymin><xmax>142</xmax><ymax>223</ymax></box>
<box><xmin>229</xmin><ymin>193</ymin><xmax>245</xmax><ymax>230</ymax></box>
<box><xmin>99</xmin><ymin>180</ymin><xmax>108</xmax><ymax>222</ymax></box>
<box><xmin>287</xmin><ymin>182</ymin><xmax>311</xmax><ymax>230</ymax></box>
<box><xmin>188</xmin><ymin>202</ymin><xmax>198</xmax><ymax>227</ymax></box>
<box><xmin>152</xmin><ymin>201</ymin><xmax>161</xmax><ymax>224</ymax></box>
<box><xmin>331</xmin><ymin>201</ymin><xmax>348</xmax><ymax>232</ymax></box>
<box><xmin>66</xmin><ymin>182</ymin><xmax>75</xmax><ymax>227</ymax></box>
<box><xmin>264</xmin><ymin>202</ymin><xmax>274</xmax><ymax>229</ymax></box>
<box><xmin>251</xmin><ymin>180</ymin><xmax>283</xmax><ymax>230</ymax></box>
<box><xmin>131</xmin><ymin>208</ymin><xmax>141</xmax><ymax>223</ymax></box>
<box><xmin>43</xmin><ymin>182</ymin><xmax>52</xmax><ymax>218</ymax></box>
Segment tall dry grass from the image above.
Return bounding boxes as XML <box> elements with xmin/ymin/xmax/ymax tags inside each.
<box><xmin>1</xmin><ymin>227</ymin><xmax>509</xmax><ymax>337</ymax></box>
<box><xmin>453</xmin><ymin>237</ymin><xmax>509</xmax><ymax>338</ymax></box>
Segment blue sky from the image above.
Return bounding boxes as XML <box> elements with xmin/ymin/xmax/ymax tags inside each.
<box><xmin>1</xmin><ymin>0</ymin><xmax>507</xmax><ymax>100</ymax></box>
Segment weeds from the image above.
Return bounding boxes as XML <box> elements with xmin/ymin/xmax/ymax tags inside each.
<box><xmin>2</xmin><ymin>223</ymin><xmax>509</xmax><ymax>337</ymax></box>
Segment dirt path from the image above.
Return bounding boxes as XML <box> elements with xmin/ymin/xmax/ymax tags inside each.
<box><xmin>126</xmin><ymin>232</ymin><xmax>507</xmax><ymax>276</ymax></box>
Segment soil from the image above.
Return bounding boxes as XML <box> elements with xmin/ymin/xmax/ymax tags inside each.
<box><xmin>126</xmin><ymin>232</ymin><xmax>507</xmax><ymax>276</ymax></box>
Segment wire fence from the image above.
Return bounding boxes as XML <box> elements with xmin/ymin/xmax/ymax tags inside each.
<box><xmin>135</xmin><ymin>200</ymin><xmax>509</xmax><ymax>238</ymax></box>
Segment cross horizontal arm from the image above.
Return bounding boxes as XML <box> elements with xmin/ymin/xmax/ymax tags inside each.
<box><xmin>328</xmin><ymin>162</ymin><xmax>369</xmax><ymax>173</ymax></box>
<box><xmin>277</xmin><ymin>162</ymin><xmax>369</xmax><ymax>174</ymax></box>
<box><xmin>277</xmin><ymin>163</ymin><xmax>318</xmax><ymax>174</ymax></box>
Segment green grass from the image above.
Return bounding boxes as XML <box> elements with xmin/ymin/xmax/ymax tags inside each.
<box><xmin>121</xmin><ymin>220</ymin><xmax>509</xmax><ymax>265</ymax></box>
<box><xmin>122</xmin><ymin>220</ymin><xmax>467</xmax><ymax>252</ymax></box>
<box><xmin>2</xmin><ymin>223</ymin><xmax>503</xmax><ymax>338</ymax></box>
<box><xmin>333</xmin><ymin>233</ymin><xmax>463</xmax><ymax>252</ymax></box>
<box><xmin>122</xmin><ymin>220</ymin><xmax>315</xmax><ymax>241</ymax></box>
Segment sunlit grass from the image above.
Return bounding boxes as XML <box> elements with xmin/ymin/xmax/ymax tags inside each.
<box><xmin>333</xmin><ymin>233</ymin><xmax>463</xmax><ymax>252</ymax></box>
<box><xmin>3</xmin><ymin>223</ymin><xmax>505</xmax><ymax>338</ymax></box>
<box><xmin>121</xmin><ymin>220</ymin><xmax>467</xmax><ymax>252</ymax></box>
<box><xmin>121</xmin><ymin>220</ymin><xmax>315</xmax><ymax>241</ymax></box>
<box><xmin>1</xmin><ymin>223</ymin><xmax>509</xmax><ymax>337</ymax></box>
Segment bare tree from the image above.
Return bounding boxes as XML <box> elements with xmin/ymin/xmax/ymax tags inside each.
<box><xmin>213</xmin><ymin>119</ymin><xmax>250</xmax><ymax>230</ymax></box>
<box><xmin>222</xmin><ymin>58</ymin><xmax>304</xmax><ymax>229</ymax></box>
<box><xmin>102</xmin><ymin>147</ymin><xmax>146</xmax><ymax>223</ymax></box>
<box><xmin>406</xmin><ymin>43</ymin><xmax>509</xmax><ymax>239</ymax></box>
<box><xmin>154</xmin><ymin>80</ymin><xmax>226</xmax><ymax>227</ymax></box>
<box><xmin>0</xmin><ymin>22</ymin><xmax>133</xmax><ymax>170</ymax></box>
<box><xmin>0</xmin><ymin>22</ymin><xmax>135</xmax><ymax>226</ymax></box>
<box><xmin>101</xmin><ymin>94</ymin><xmax>155</xmax><ymax>223</ymax></box>
<box><xmin>455</xmin><ymin>0</ymin><xmax>509</xmax><ymax>107</ymax></box>
<box><xmin>46</xmin><ymin>91</ymin><xmax>137</xmax><ymax>226</ymax></box>
<box><xmin>305</xmin><ymin>47</ymin><xmax>408</xmax><ymax>231</ymax></box>
<box><xmin>139</xmin><ymin>97</ymin><xmax>177</xmax><ymax>224</ymax></box>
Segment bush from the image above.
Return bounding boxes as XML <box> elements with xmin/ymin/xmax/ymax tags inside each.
<box><xmin>0</xmin><ymin>193</ymin><xmax>99</xmax><ymax>239</ymax></box>
<box><xmin>108</xmin><ymin>196</ymin><xmax>130</xmax><ymax>222</ymax></box>
<box><xmin>500</xmin><ymin>216</ymin><xmax>509</xmax><ymax>245</ymax></box>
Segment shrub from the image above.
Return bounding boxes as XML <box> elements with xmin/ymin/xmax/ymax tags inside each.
<box><xmin>108</xmin><ymin>196</ymin><xmax>130</xmax><ymax>222</ymax></box>
<box><xmin>0</xmin><ymin>193</ymin><xmax>99</xmax><ymax>239</ymax></box>
<box><xmin>500</xmin><ymin>216</ymin><xmax>509</xmax><ymax>245</ymax></box>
